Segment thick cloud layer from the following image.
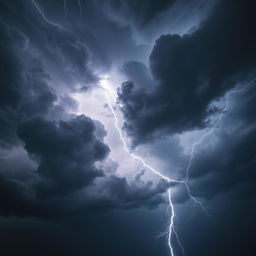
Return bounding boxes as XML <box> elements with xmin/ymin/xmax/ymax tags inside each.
<box><xmin>118</xmin><ymin>0</ymin><xmax>256</xmax><ymax>144</ymax></box>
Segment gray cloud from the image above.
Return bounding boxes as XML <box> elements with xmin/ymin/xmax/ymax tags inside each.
<box><xmin>17</xmin><ymin>115</ymin><xmax>109</xmax><ymax>198</ymax></box>
<box><xmin>118</xmin><ymin>0</ymin><xmax>256</xmax><ymax>145</ymax></box>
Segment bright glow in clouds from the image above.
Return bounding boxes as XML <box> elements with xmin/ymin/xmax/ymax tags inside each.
<box><xmin>72</xmin><ymin>75</ymin><xmax>142</xmax><ymax>178</ymax></box>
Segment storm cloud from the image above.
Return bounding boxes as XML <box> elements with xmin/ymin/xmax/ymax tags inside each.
<box><xmin>0</xmin><ymin>0</ymin><xmax>255</xmax><ymax>255</ymax></box>
<box><xmin>118</xmin><ymin>0</ymin><xmax>256</xmax><ymax>144</ymax></box>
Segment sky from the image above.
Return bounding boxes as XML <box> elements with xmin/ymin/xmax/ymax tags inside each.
<box><xmin>0</xmin><ymin>0</ymin><xmax>256</xmax><ymax>255</ymax></box>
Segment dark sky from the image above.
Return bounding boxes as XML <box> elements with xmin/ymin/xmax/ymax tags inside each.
<box><xmin>0</xmin><ymin>0</ymin><xmax>256</xmax><ymax>255</ymax></box>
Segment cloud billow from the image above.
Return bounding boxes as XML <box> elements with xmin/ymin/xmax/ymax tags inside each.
<box><xmin>118</xmin><ymin>0</ymin><xmax>256</xmax><ymax>145</ymax></box>
<box><xmin>17</xmin><ymin>115</ymin><xmax>109</xmax><ymax>197</ymax></box>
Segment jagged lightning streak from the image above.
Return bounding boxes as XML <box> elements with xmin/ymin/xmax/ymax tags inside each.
<box><xmin>101</xmin><ymin>84</ymin><xmax>183</xmax><ymax>185</ymax></box>
<box><xmin>185</xmin><ymin>79</ymin><xmax>256</xmax><ymax>210</ymax></box>
<box><xmin>168</xmin><ymin>189</ymin><xmax>185</xmax><ymax>256</ymax></box>
<box><xmin>31</xmin><ymin>0</ymin><xmax>65</xmax><ymax>30</ymax></box>
<box><xmin>101</xmin><ymin>78</ymin><xmax>185</xmax><ymax>256</ymax></box>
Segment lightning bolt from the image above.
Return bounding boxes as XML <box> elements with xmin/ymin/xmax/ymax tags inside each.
<box><xmin>168</xmin><ymin>189</ymin><xmax>185</xmax><ymax>256</ymax></box>
<box><xmin>185</xmin><ymin>79</ymin><xmax>256</xmax><ymax>212</ymax></box>
<box><xmin>101</xmin><ymin>77</ymin><xmax>255</xmax><ymax>255</ymax></box>
<box><xmin>31</xmin><ymin>0</ymin><xmax>65</xmax><ymax>30</ymax></box>
<box><xmin>101</xmin><ymin>79</ymin><xmax>185</xmax><ymax>256</ymax></box>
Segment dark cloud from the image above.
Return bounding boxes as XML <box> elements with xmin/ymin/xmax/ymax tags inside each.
<box><xmin>17</xmin><ymin>115</ymin><xmax>109</xmax><ymax>197</ymax></box>
<box><xmin>0</xmin><ymin>20</ymin><xmax>57</xmax><ymax>146</ymax></box>
<box><xmin>0</xmin><ymin>114</ymin><xmax>110</xmax><ymax>218</ymax></box>
<box><xmin>118</xmin><ymin>0</ymin><xmax>256</xmax><ymax>144</ymax></box>
<box><xmin>84</xmin><ymin>174</ymin><xmax>171</xmax><ymax>212</ymax></box>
